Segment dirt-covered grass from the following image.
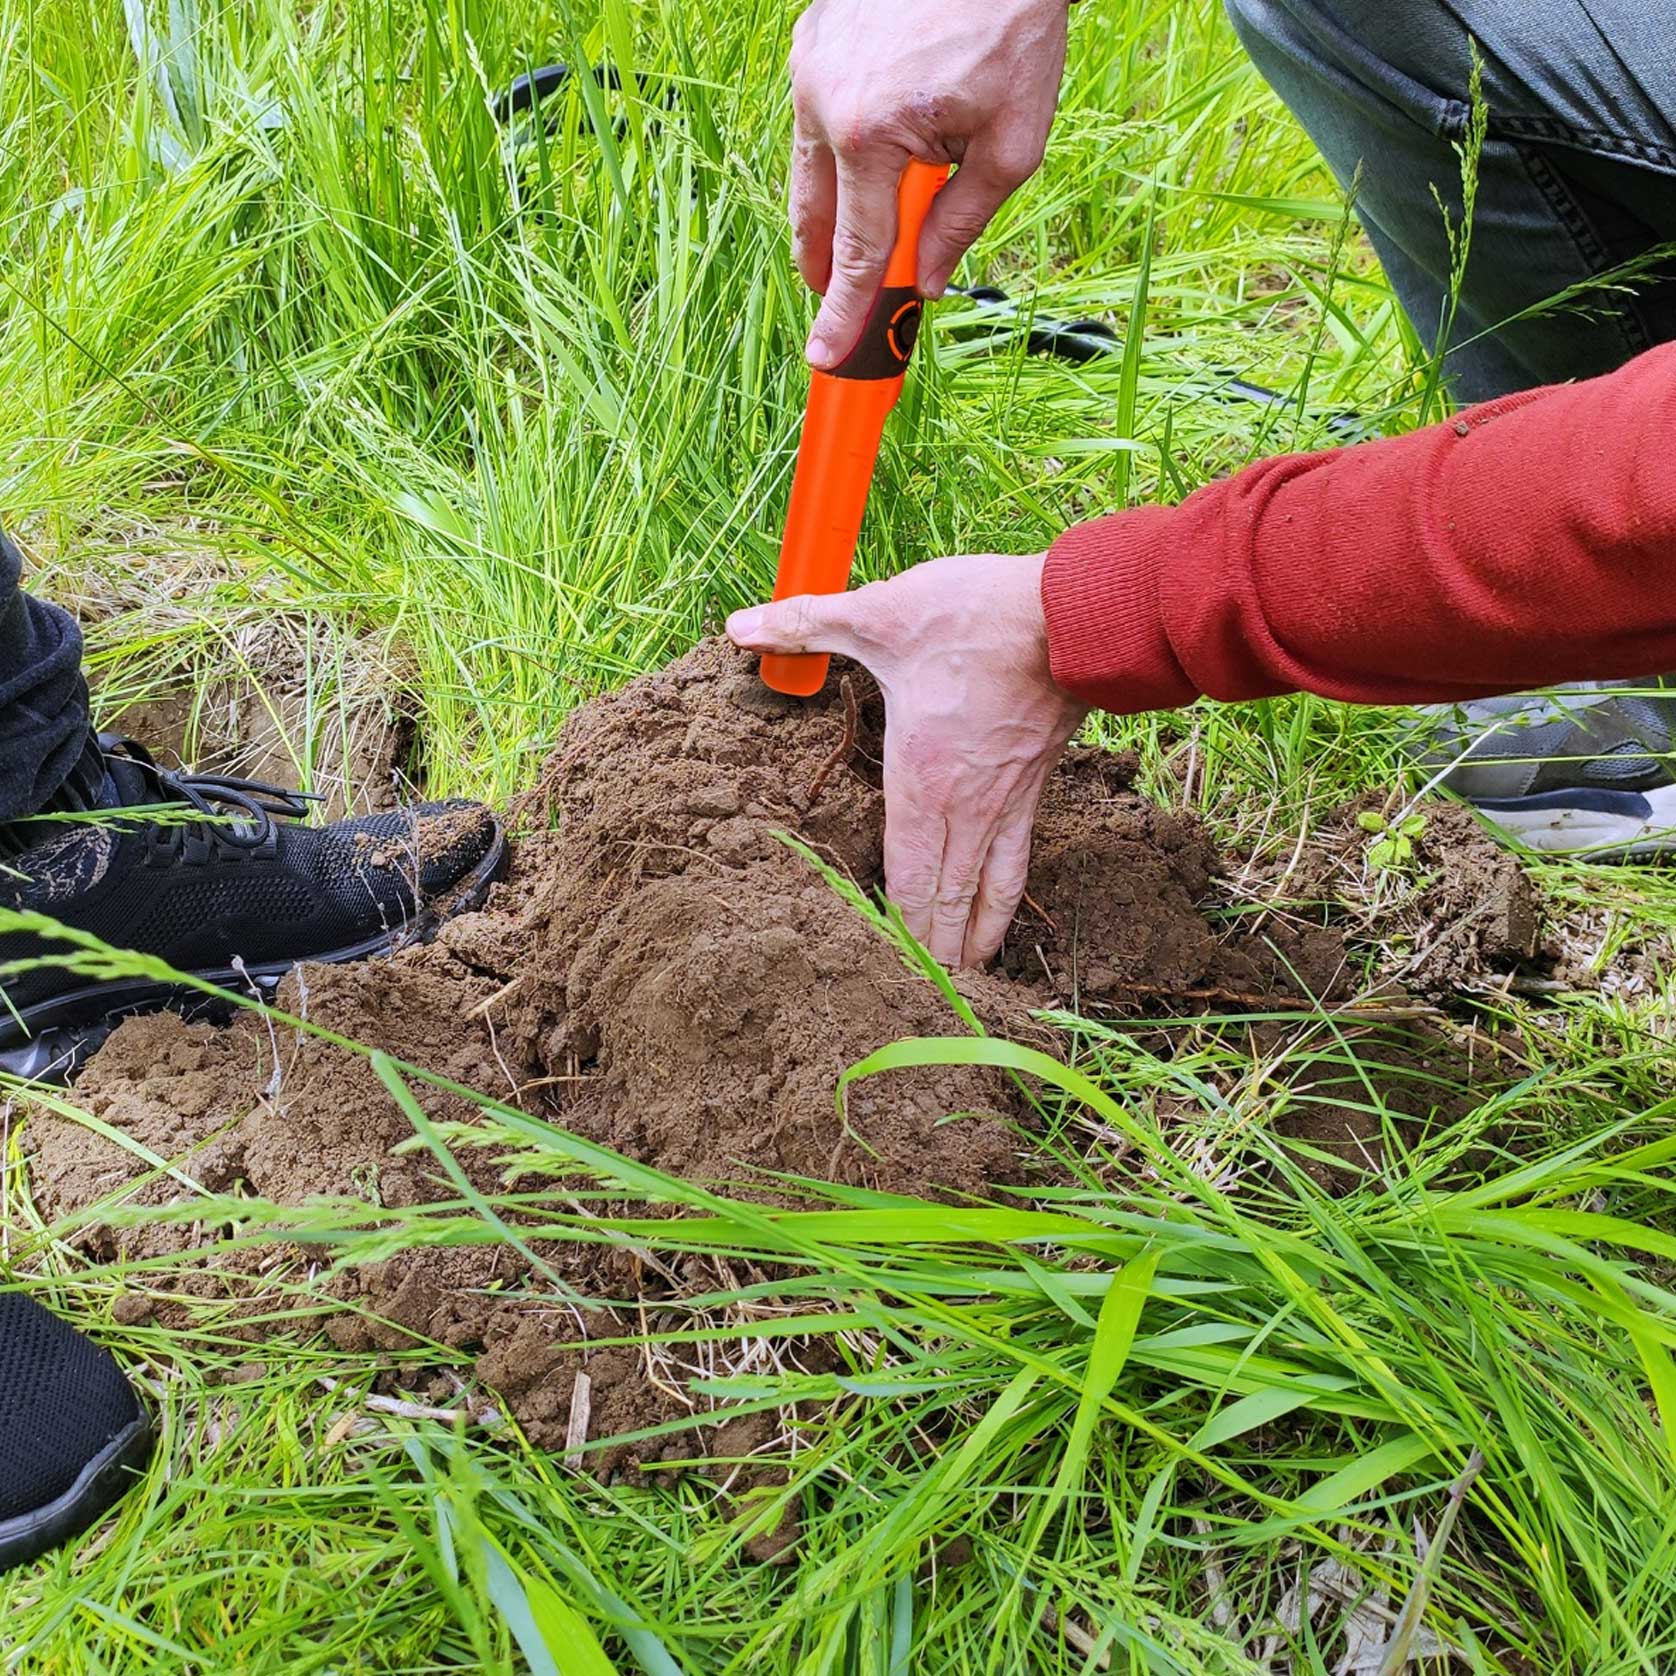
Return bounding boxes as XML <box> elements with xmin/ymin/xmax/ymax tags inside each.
<box><xmin>5</xmin><ymin>1</ymin><xmax>1676</xmax><ymax>1672</ymax></box>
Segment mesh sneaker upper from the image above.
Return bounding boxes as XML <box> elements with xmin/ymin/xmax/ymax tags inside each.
<box><xmin>96</xmin><ymin>806</ymin><xmax>498</xmax><ymax>961</ymax></box>
<box><xmin>1411</xmin><ymin>681</ymin><xmax>1676</xmax><ymax>802</ymax></box>
<box><xmin>0</xmin><ymin>739</ymin><xmax>502</xmax><ymax>1020</ymax></box>
<box><xmin>0</xmin><ymin>1294</ymin><xmax>142</xmax><ymax>1522</ymax></box>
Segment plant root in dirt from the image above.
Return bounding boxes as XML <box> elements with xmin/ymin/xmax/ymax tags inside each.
<box><xmin>24</xmin><ymin>639</ymin><xmax>1538</xmax><ymax>1469</ymax></box>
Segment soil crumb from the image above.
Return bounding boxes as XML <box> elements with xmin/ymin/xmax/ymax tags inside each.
<box><xmin>25</xmin><ymin>639</ymin><xmax>1530</xmax><ymax>1461</ymax></box>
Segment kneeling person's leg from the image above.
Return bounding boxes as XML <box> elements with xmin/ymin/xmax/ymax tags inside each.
<box><xmin>1226</xmin><ymin>0</ymin><xmax>1676</xmax><ymax>857</ymax></box>
<box><xmin>1225</xmin><ymin>0</ymin><xmax>1676</xmax><ymax>403</ymax></box>
<box><xmin>0</xmin><ymin>529</ymin><xmax>99</xmax><ymax>827</ymax></box>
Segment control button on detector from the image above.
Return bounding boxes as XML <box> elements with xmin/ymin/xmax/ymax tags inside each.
<box><xmin>887</xmin><ymin>299</ymin><xmax>922</xmax><ymax>362</ymax></box>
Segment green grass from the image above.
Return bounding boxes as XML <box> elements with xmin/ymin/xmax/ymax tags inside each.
<box><xmin>5</xmin><ymin>0</ymin><xmax>1676</xmax><ymax>1672</ymax></box>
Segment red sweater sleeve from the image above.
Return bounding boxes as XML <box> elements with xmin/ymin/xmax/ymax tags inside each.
<box><xmin>1041</xmin><ymin>342</ymin><xmax>1676</xmax><ymax>712</ymax></box>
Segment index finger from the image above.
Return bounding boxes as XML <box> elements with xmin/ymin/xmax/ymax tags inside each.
<box><xmin>881</xmin><ymin>758</ymin><xmax>946</xmax><ymax>954</ymax></box>
<box><xmin>805</xmin><ymin>139</ymin><xmax>907</xmax><ymax>370</ymax></box>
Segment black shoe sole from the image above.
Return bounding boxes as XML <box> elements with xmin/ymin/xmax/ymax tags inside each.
<box><xmin>0</xmin><ymin>1412</ymin><xmax>154</xmax><ymax>1574</ymax></box>
<box><xmin>0</xmin><ymin>820</ymin><xmax>509</xmax><ymax>1085</ymax></box>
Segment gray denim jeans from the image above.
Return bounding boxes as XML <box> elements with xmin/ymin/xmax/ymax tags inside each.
<box><xmin>1225</xmin><ymin>0</ymin><xmax>1676</xmax><ymax>404</ymax></box>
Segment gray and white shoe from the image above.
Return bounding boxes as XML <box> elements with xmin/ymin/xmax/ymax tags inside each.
<box><xmin>1411</xmin><ymin>680</ymin><xmax>1676</xmax><ymax>859</ymax></box>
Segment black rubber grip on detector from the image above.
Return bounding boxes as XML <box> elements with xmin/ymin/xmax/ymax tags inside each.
<box><xmin>829</xmin><ymin>286</ymin><xmax>925</xmax><ymax>382</ymax></box>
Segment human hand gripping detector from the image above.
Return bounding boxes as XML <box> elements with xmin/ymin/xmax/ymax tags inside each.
<box><xmin>759</xmin><ymin>160</ymin><xmax>950</xmax><ymax>696</ymax></box>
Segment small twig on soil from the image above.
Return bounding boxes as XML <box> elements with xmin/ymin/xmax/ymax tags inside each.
<box><xmin>315</xmin><ymin>1375</ymin><xmax>503</xmax><ymax>1430</ymax></box>
<box><xmin>1497</xmin><ymin>975</ymin><xmax>1578</xmax><ymax>996</ymax></box>
<box><xmin>468</xmin><ymin>974</ymin><xmax>524</xmax><ymax>1019</ymax></box>
<box><xmin>1040</xmin><ymin>1604</ymin><xmax>1111</xmax><ymax>1671</ymax></box>
<box><xmin>322</xmin><ymin>1411</ymin><xmax>364</xmax><ymax>1449</ymax></box>
<box><xmin>1020</xmin><ymin>889</ymin><xmax>1058</xmax><ymax>931</ymax></box>
<box><xmin>516</xmin><ymin>1072</ymin><xmax>597</xmax><ymax>1094</ymax></box>
<box><xmin>563</xmin><ymin>1370</ymin><xmax>592</xmax><ymax>1470</ymax></box>
<box><xmin>481</xmin><ymin>1007</ymin><xmax>521</xmax><ymax>1101</ymax></box>
<box><xmin>1100</xmin><ymin>979</ymin><xmax>1440</xmax><ymax>1022</ymax></box>
<box><xmin>802</xmin><ymin>674</ymin><xmax>858</xmax><ymax>812</ymax></box>
<box><xmin>1438</xmin><ymin>1014</ymin><xmax>1532</xmax><ymax>1069</ymax></box>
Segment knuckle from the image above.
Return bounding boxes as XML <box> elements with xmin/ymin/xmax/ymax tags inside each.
<box><xmin>990</xmin><ymin>135</ymin><xmax>1046</xmax><ymax>186</ymax></box>
<box><xmin>986</xmin><ymin>856</ymin><xmax>1031</xmax><ymax>898</ymax></box>
<box><xmin>785</xmin><ymin>594</ymin><xmax>822</xmax><ymax>642</ymax></box>
<box><xmin>832</xmin><ymin>119</ymin><xmax>876</xmax><ymax>161</ymax></box>
<box><xmin>937</xmin><ymin>205</ymin><xmax>991</xmax><ymax>246</ymax></box>
<box><xmin>935</xmin><ymin>879</ymin><xmax>980</xmax><ymax>914</ymax></box>
<box><xmin>831</xmin><ymin>224</ymin><xmax>887</xmax><ymax>276</ymax></box>
<box><xmin>790</xmin><ymin>74</ymin><xmax>820</xmax><ymax>124</ymax></box>
<box><xmin>891</xmin><ymin>883</ymin><xmax>935</xmax><ymax>917</ymax></box>
<box><xmin>884</xmin><ymin>851</ymin><xmax>937</xmax><ymax>913</ymax></box>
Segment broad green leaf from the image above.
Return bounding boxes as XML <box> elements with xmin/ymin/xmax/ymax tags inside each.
<box><xmin>1294</xmin><ymin>1432</ymin><xmax>1437</xmax><ymax>1514</ymax></box>
<box><xmin>1031</xmin><ymin>1247</ymin><xmax>1161</xmax><ymax>1548</ymax></box>
<box><xmin>1189</xmin><ymin>1380</ymin><xmax>1354</xmax><ymax>1453</ymax></box>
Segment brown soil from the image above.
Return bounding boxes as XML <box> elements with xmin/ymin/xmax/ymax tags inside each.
<box><xmin>25</xmin><ymin>639</ymin><xmax>1534</xmax><ymax>1467</ymax></box>
<box><xmin>1389</xmin><ymin>801</ymin><xmax>1543</xmax><ymax>993</ymax></box>
<box><xmin>1251</xmin><ymin>796</ymin><xmax>1542</xmax><ymax>1191</ymax></box>
<box><xmin>997</xmin><ymin>750</ymin><xmax>1350</xmax><ymax>1005</ymax></box>
<box><xmin>1272</xmin><ymin>1019</ymin><xmax>1518</xmax><ymax>1195</ymax></box>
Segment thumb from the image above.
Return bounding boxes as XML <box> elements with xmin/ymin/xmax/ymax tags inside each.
<box><xmin>727</xmin><ymin>590</ymin><xmax>863</xmax><ymax>658</ymax></box>
<box><xmin>918</xmin><ymin>144</ymin><xmax>1037</xmax><ymax>298</ymax></box>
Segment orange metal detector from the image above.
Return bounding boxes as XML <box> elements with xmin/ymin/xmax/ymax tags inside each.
<box><xmin>760</xmin><ymin>160</ymin><xmax>950</xmax><ymax>696</ymax></box>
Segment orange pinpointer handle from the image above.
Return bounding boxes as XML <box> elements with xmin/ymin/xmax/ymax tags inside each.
<box><xmin>761</xmin><ymin>159</ymin><xmax>950</xmax><ymax>696</ymax></box>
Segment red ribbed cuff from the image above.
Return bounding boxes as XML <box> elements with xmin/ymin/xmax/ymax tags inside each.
<box><xmin>1041</xmin><ymin>506</ymin><xmax>1199</xmax><ymax>714</ymax></box>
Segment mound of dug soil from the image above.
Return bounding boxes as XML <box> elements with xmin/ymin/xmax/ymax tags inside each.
<box><xmin>24</xmin><ymin>639</ymin><xmax>1516</xmax><ymax>1463</ymax></box>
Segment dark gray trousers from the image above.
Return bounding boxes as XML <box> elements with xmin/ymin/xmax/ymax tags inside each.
<box><xmin>0</xmin><ymin>529</ymin><xmax>90</xmax><ymax>823</ymax></box>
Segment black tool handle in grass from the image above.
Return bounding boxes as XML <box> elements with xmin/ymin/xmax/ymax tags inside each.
<box><xmin>948</xmin><ymin>284</ymin><xmax>1376</xmax><ymax>441</ymax></box>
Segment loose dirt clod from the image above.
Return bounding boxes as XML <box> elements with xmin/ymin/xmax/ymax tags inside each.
<box><xmin>1401</xmin><ymin>802</ymin><xmax>1543</xmax><ymax>990</ymax></box>
<box><xmin>25</xmin><ymin>639</ymin><xmax>1533</xmax><ymax>1460</ymax></box>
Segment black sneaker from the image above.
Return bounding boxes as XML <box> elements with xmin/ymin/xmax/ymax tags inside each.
<box><xmin>0</xmin><ymin>1293</ymin><xmax>153</xmax><ymax>1572</ymax></box>
<box><xmin>1411</xmin><ymin>680</ymin><xmax>1676</xmax><ymax>859</ymax></box>
<box><xmin>0</xmin><ymin>734</ymin><xmax>507</xmax><ymax>1081</ymax></box>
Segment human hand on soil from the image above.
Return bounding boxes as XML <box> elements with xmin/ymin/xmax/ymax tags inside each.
<box><xmin>788</xmin><ymin>0</ymin><xmax>1070</xmax><ymax>368</ymax></box>
<box><xmin>727</xmin><ymin>553</ymin><xmax>1088</xmax><ymax>966</ymax></box>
